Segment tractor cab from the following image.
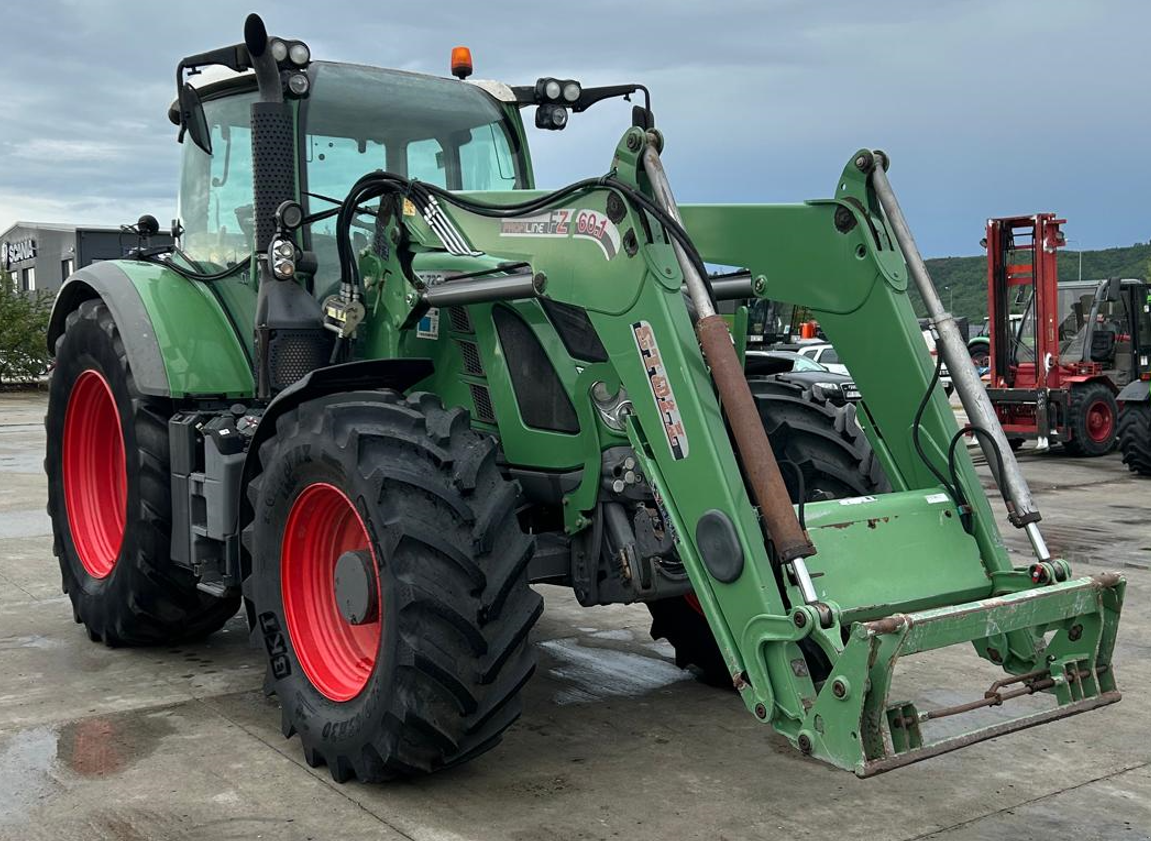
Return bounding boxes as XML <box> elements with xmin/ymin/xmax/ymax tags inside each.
<box><xmin>174</xmin><ymin>61</ymin><xmax>534</xmax><ymax>298</ymax></box>
<box><xmin>1054</xmin><ymin>278</ymin><xmax>1151</xmax><ymax>386</ymax></box>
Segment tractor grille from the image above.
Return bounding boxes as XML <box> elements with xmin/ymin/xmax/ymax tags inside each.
<box><xmin>493</xmin><ymin>306</ymin><xmax>579</xmax><ymax>434</ymax></box>
<box><xmin>469</xmin><ymin>383</ymin><xmax>495</xmax><ymax>424</ymax></box>
<box><xmin>459</xmin><ymin>341</ymin><xmax>484</xmax><ymax>375</ymax></box>
<box><xmin>268</xmin><ymin>329</ymin><xmax>329</xmax><ymax>391</ymax></box>
<box><xmin>449</xmin><ymin>306</ymin><xmax>473</xmax><ymax>334</ymax></box>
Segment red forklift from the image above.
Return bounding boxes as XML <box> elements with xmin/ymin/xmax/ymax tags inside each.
<box><xmin>983</xmin><ymin>213</ymin><xmax>1151</xmax><ymax>455</ymax></box>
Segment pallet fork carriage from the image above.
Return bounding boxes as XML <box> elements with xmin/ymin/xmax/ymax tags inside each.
<box><xmin>44</xmin><ymin>14</ymin><xmax>1124</xmax><ymax>781</ymax></box>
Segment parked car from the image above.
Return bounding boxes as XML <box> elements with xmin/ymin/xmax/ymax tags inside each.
<box><xmin>745</xmin><ymin>349</ymin><xmax>860</xmax><ymax>406</ymax></box>
<box><xmin>794</xmin><ymin>343</ymin><xmax>849</xmax><ymax>377</ymax></box>
<box><xmin>794</xmin><ymin>340</ymin><xmax>953</xmax><ymax>396</ymax></box>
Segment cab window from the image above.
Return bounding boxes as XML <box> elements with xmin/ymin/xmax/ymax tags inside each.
<box><xmin>177</xmin><ymin>90</ymin><xmax>258</xmax><ymax>268</ymax></box>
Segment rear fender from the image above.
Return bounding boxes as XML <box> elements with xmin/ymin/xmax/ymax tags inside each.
<box><xmin>1117</xmin><ymin>379</ymin><xmax>1150</xmax><ymax>406</ymax></box>
<box><xmin>1062</xmin><ymin>374</ymin><xmax>1117</xmax><ymax>391</ymax></box>
<box><xmin>48</xmin><ymin>260</ymin><xmax>254</xmax><ymax>398</ymax></box>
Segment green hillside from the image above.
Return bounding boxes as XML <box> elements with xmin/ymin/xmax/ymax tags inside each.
<box><xmin>915</xmin><ymin>243</ymin><xmax>1151</xmax><ymax>321</ymax></box>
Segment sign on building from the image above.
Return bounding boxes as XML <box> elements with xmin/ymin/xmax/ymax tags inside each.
<box><xmin>1</xmin><ymin>238</ymin><xmax>37</xmax><ymax>270</ymax></box>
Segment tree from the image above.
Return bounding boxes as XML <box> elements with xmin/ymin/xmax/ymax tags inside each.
<box><xmin>0</xmin><ymin>278</ymin><xmax>53</xmax><ymax>384</ymax></box>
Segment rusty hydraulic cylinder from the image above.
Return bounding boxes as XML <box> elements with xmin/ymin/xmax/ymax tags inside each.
<box><xmin>641</xmin><ymin>139</ymin><xmax>818</xmax><ymax>598</ymax></box>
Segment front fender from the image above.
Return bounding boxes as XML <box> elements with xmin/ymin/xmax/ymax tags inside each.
<box><xmin>236</xmin><ymin>358</ymin><xmax>434</xmax><ymax>589</ymax></box>
<box><xmin>48</xmin><ymin>260</ymin><xmax>254</xmax><ymax>398</ymax></box>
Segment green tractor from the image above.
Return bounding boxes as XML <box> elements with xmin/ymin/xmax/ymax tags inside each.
<box><xmin>45</xmin><ymin>15</ymin><xmax>1124</xmax><ymax>782</ymax></box>
<box><xmin>1117</xmin><ymin>286</ymin><xmax>1151</xmax><ymax>474</ymax></box>
<box><xmin>1119</xmin><ymin>381</ymin><xmax>1151</xmax><ymax>474</ymax></box>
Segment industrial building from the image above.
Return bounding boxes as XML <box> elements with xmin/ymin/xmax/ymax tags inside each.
<box><xmin>0</xmin><ymin>221</ymin><xmax>173</xmax><ymax>293</ymax></box>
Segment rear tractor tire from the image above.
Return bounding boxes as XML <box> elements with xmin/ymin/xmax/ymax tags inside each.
<box><xmin>244</xmin><ymin>391</ymin><xmax>542</xmax><ymax>781</ymax></box>
<box><xmin>1063</xmin><ymin>382</ymin><xmax>1118</xmax><ymax>457</ymax></box>
<box><xmin>648</xmin><ymin>379</ymin><xmax>889</xmax><ymax>686</ymax></box>
<box><xmin>45</xmin><ymin>300</ymin><xmax>239</xmax><ymax>645</ymax></box>
<box><xmin>1118</xmin><ymin>402</ymin><xmax>1151</xmax><ymax>476</ymax></box>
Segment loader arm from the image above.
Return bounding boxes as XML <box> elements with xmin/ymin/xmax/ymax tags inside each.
<box><xmin>350</xmin><ymin>130</ymin><xmax>1124</xmax><ymax>775</ymax></box>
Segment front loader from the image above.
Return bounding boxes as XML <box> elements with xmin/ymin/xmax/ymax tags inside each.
<box><xmin>44</xmin><ymin>14</ymin><xmax>1124</xmax><ymax>782</ymax></box>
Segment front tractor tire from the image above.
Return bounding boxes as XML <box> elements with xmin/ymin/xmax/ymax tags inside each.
<box><xmin>1064</xmin><ymin>381</ymin><xmax>1118</xmax><ymax>457</ymax></box>
<box><xmin>648</xmin><ymin>379</ymin><xmax>889</xmax><ymax>686</ymax></box>
<box><xmin>244</xmin><ymin>391</ymin><xmax>542</xmax><ymax>782</ymax></box>
<box><xmin>45</xmin><ymin>300</ymin><xmax>239</xmax><ymax>645</ymax></box>
<box><xmin>1118</xmin><ymin>402</ymin><xmax>1151</xmax><ymax>476</ymax></box>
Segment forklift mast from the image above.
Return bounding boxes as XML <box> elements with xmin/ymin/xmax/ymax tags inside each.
<box><xmin>985</xmin><ymin>213</ymin><xmax>1065</xmax><ymax>389</ymax></box>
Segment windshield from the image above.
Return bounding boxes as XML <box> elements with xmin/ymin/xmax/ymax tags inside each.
<box><xmin>304</xmin><ymin>62</ymin><xmax>526</xmax><ymax>291</ymax></box>
<box><xmin>791</xmin><ymin>355</ymin><xmax>826</xmax><ymax>372</ymax></box>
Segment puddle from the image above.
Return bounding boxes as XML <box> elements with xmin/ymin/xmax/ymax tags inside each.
<box><xmin>539</xmin><ymin>636</ymin><xmax>690</xmax><ymax>705</ymax></box>
<box><xmin>0</xmin><ymin>711</ymin><xmax>176</xmax><ymax>826</ymax></box>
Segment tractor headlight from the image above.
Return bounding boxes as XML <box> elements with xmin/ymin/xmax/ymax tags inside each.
<box><xmin>812</xmin><ymin>382</ymin><xmax>843</xmax><ymax>402</ymax></box>
<box><xmin>270</xmin><ymin>39</ymin><xmax>289</xmax><ymax>62</ymax></box>
<box><xmin>562</xmin><ymin>81</ymin><xmax>581</xmax><ymax>102</ymax></box>
<box><xmin>270</xmin><ymin>237</ymin><xmax>297</xmax><ymax>280</ymax></box>
<box><xmin>287</xmin><ymin>72</ymin><xmax>310</xmax><ymax>97</ymax></box>
<box><xmin>544</xmin><ymin>79</ymin><xmax>562</xmax><ymax>100</ymax></box>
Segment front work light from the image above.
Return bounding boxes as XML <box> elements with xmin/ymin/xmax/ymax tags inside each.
<box><xmin>535</xmin><ymin>104</ymin><xmax>568</xmax><ymax>130</ymax></box>
<box><xmin>289</xmin><ymin>42</ymin><xmax>310</xmax><ymax>66</ymax></box>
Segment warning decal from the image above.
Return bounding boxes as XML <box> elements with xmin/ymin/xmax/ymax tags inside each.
<box><xmin>632</xmin><ymin>320</ymin><xmax>689</xmax><ymax>460</ymax></box>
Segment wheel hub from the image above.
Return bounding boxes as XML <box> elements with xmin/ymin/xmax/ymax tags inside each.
<box><xmin>334</xmin><ymin>549</ymin><xmax>378</xmax><ymax>625</ymax></box>
<box><xmin>1086</xmin><ymin>399</ymin><xmax>1115</xmax><ymax>443</ymax></box>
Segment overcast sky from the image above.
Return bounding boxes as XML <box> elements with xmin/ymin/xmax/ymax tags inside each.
<box><xmin>0</xmin><ymin>1</ymin><xmax>1147</xmax><ymax>257</ymax></box>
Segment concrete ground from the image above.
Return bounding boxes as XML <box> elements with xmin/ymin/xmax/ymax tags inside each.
<box><xmin>1</xmin><ymin>390</ymin><xmax>1149</xmax><ymax>841</ymax></box>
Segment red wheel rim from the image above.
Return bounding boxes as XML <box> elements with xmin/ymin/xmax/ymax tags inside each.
<box><xmin>1085</xmin><ymin>399</ymin><xmax>1115</xmax><ymax>443</ymax></box>
<box><xmin>281</xmin><ymin>483</ymin><xmax>381</xmax><ymax>702</ymax></box>
<box><xmin>684</xmin><ymin>593</ymin><xmax>704</xmax><ymax>615</ymax></box>
<box><xmin>62</xmin><ymin>370</ymin><xmax>127</xmax><ymax>579</ymax></box>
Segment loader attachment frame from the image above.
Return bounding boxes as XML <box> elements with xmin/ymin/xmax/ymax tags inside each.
<box><xmin>808</xmin><ymin>572</ymin><xmax>1123</xmax><ymax>775</ymax></box>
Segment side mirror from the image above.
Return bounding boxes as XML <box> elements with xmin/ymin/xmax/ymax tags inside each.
<box><xmin>177</xmin><ymin>82</ymin><xmax>212</xmax><ymax>155</ymax></box>
<box><xmin>1105</xmin><ymin>277</ymin><xmax>1122</xmax><ymax>302</ymax></box>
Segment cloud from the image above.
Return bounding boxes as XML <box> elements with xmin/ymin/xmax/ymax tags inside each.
<box><xmin>7</xmin><ymin>139</ymin><xmax>127</xmax><ymax>163</ymax></box>
<box><xmin>0</xmin><ymin>0</ymin><xmax>1147</xmax><ymax>256</ymax></box>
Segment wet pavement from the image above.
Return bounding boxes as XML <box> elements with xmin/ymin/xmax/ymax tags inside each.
<box><xmin>1</xmin><ymin>390</ymin><xmax>1148</xmax><ymax>841</ymax></box>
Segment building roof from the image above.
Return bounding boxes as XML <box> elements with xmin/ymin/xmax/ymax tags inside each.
<box><xmin>0</xmin><ymin>221</ymin><xmax>126</xmax><ymax>239</ymax></box>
